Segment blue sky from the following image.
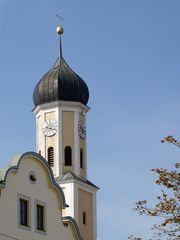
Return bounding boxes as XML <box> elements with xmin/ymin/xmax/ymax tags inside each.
<box><xmin>0</xmin><ymin>0</ymin><xmax>180</xmax><ymax>239</ymax></box>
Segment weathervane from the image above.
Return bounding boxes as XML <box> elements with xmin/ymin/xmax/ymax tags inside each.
<box><xmin>56</xmin><ymin>13</ymin><xmax>64</xmax><ymax>22</ymax></box>
<box><xmin>56</xmin><ymin>12</ymin><xmax>64</xmax><ymax>58</ymax></box>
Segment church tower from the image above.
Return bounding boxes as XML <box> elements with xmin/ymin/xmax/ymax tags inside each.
<box><xmin>32</xmin><ymin>26</ymin><xmax>98</xmax><ymax>240</ymax></box>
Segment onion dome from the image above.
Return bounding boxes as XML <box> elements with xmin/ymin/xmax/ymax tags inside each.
<box><xmin>33</xmin><ymin>27</ymin><xmax>89</xmax><ymax>107</ymax></box>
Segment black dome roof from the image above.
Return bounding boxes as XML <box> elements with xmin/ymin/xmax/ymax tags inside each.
<box><xmin>33</xmin><ymin>56</ymin><xmax>89</xmax><ymax>107</ymax></box>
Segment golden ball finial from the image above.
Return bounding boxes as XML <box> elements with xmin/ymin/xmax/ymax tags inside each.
<box><xmin>56</xmin><ymin>26</ymin><xmax>64</xmax><ymax>35</ymax></box>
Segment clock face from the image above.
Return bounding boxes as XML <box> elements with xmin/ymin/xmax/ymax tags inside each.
<box><xmin>78</xmin><ymin>121</ymin><xmax>86</xmax><ymax>139</ymax></box>
<box><xmin>42</xmin><ymin>119</ymin><xmax>58</xmax><ymax>137</ymax></box>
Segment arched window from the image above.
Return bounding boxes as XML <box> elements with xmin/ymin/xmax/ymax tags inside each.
<box><xmin>65</xmin><ymin>146</ymin><xmax>72</xmax><ymax>166</ymax></box>
<box><xmin>83</xmin><ymin>211</ymin><xmax>86</xmax><ymax>225</ymax></box>
<box><xmin>80</xmin><ymin>149</ymin><xmax>83</xmax><ymax>169</ymax></box>
<box><xmin>48</xmin><ymin>147</ymin><xmax>54</xmax><ymax>167</ymax></box>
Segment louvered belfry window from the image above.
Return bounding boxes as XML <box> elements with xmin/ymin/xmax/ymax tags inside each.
<box><xmin>48</xmin><ymin>147</ymin><xmax>54</xmax><ymax>167</ymax></box>
<box><xmin>65</xmin><ymin>146</ymin><xmax>72</xmax><ymax>166</ymax></box>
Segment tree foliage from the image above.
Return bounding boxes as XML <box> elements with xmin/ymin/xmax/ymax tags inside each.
<box><xmin>129</xmin><ymin>136</ymin><xmax>180</xmax><ymax>240</ymax></box>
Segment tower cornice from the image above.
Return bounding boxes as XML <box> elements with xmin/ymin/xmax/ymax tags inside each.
<box><xmin>32</xmin><ymin>100</ymin><xmax>90</xmax><ymax>115</ymax></box>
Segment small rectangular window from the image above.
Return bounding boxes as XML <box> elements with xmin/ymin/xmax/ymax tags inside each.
<box><xmin>80</xmin><ymin>149</ymin><xmax>83</xmax><ymax>169</ymax></box>
<box><xmin>17</xmin><ymin>194</ymin><xmax>31</xmax><ymax>230</ymax></box>
<box><xmin>19</xmin><ymin>198</ymin><xmax>28</xmax><ymax>226</ymax></box>
<box><xmin>83</xmin><ymin>211</ymin><xmax>86</xmax><ymax>225</ymax></box>
<box><xmin>36</xmin><ymin>204</ymin><xmax>44</xmax><ymax>231</ymax></box>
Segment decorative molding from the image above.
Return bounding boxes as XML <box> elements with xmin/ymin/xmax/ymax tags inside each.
<box><xmin>28</xmin><ymin>171</ymin><xmax>37</xmax><ymax>184</ymax></box>
<box><xmin>62</xmin><ymin>216</ymin><xmax>82</xmax><ymax>240</ymax></box>
<box><xmin>34</xmin><ymin>199</ymin><xmax>47</xmax><ymax>235</ymax></box>
<box><xmin>0</xmin><ymin>232</ymin><xmax>20</xmax><ymax>240</ymax></box>
<box><xmin>59</xmin><ymin>178</ymin><xmax>99</xmax><ymax>193</ymax></box>
<box><xmin>17</xmin><ymin>193</ymin><xmax>31</xmax><ymax>231</ymax></box>
<box><xmin>32</xmin><ymin>100</ymin><xmax>90</xmax><ymax>115</ymax></box>
<box><xmin>0</xmin><ymin>152</ymin><xmax>67</xmax><ymax>207</ymax></box>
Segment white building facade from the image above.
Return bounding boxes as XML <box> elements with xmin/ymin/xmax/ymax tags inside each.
<box><xmin>0</xmin><ymin>153</ymin><xmax>81</xmax><ymax>240</ymax></box>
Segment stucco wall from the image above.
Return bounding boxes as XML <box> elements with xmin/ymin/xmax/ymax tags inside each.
<box><xmin>78</xmin><ymin>189</ymin><xmax>93</xmax><ymax>240</ymax></box>
<box><xmin>62</xmin><ymin>111</ymin><xmax>75</xmax><ymax>174</ymax></box>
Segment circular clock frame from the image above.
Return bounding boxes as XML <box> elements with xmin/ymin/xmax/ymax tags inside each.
<box><xmin>42</xmin><ymin>119</ymin><xmax>58</xmax><ymax>137</ymax></box>
<box><xmin>78</xmin><ymin>121</ymin><xmax>86</xmax><ymax>139</ymax></box>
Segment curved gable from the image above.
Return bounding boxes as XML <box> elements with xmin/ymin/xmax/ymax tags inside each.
<box><xmin>0</xmin><ymin>151</ymin><xmax>82</xmax><ymax>240</ymax></box>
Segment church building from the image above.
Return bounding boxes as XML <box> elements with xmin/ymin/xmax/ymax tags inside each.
<box><xmin>0</xmin><ymin>26</ymin><xmax>98</xmax><ymax>240</ymax></box>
